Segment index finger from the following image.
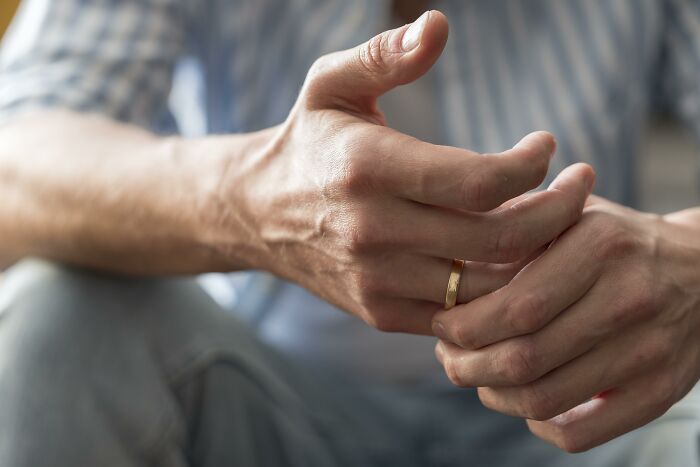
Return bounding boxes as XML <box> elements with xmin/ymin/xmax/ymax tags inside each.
<box><xmin>380</xmin><ymin>131</ymin><xmax>556</xmax><ymax>212</ymax></box>
<box><xmin>527</xmin><ymin>374</ymin><xmax>675</xmax><ymax>453</ymax></box>
<box><xmin>432</xmin><ymin>219</ymin><xmax>602</xmax><ymax>350</ymax></box>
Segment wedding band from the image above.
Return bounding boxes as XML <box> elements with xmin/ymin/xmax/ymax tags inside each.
<box><xmin>444</xmin><ymin>259</ymin><xmax>465</xmax><ymax>310</ymax></box>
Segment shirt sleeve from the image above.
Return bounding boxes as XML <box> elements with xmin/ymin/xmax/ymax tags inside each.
<box><xmin>0</xmin><ymin>0</ymin><xmax>187</xmax><ymax>130</ymax></box>
<box><xmin>660</xmin><ymin>0</ymin><xmax>700</xmax><ymax>141</ymax></box>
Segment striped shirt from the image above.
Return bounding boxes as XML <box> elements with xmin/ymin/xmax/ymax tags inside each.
<box><xmin>1</xmin><ymin>0</ymin><xmax>700</xmax><ymax>384</ymax></box>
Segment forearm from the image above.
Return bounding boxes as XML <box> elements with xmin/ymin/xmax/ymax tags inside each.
<box><xmin>0</xmin><ymin>110</ymin><xmax>268</xmax><ymax>275</ymax></box>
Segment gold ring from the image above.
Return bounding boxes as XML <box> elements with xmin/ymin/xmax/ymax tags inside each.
<box><xmin>445</xmin><ymin>259</ymin><xmax>465</xmax><ymax>310</ymax></box>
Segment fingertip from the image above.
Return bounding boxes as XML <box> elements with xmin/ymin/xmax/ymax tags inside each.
<box><xmin>580</xmin><ymin>163</ymin><xmax>596</xmax><ymax>194</ymax></box>
<box><xmin>515</xmin><ymin>131</ymin><xmax>557</xmax><ymax>160</ymax></box>
<box><xmin>388</xmin><ymin>10</ymin><xmax>449</xmax><ymax>87</ymax></box>
<box><xmin>548</xmin><ymin>163</ymin><xmax>595</xmax><ymax>193</ymax></box>
<box><xmin>428</xmin><ymin>9</ymin><xmax>449</xmax><ymax>23</ymax></box>
<box><xmin>400</xmin><ymin>10</ymin><xmax>449</xmax><ymax>51</ymax></box>
<box><xmin>533</xmin><ymin>131</ymin><xmax>556</xmax><ymax>155</ymax></box>
<box><xmin>408</xmin><ymin>10</ymin><xmax>449</xmax><ymax>64</ymax></box>
<box><xmin>426</xmin><ymin>10</ymin><xmax>450</xmax><ymax>43</ymax></box>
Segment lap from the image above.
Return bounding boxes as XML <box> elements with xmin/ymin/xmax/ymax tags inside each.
<box><xmin>0</xmin><ymin>259</ymin><xmax>697</xmax><ymax>467</ymax></box>
<box><xmin>0</xmin><ymin>259</ymin><xmax>413</xmax><ymax>467</ymax></box>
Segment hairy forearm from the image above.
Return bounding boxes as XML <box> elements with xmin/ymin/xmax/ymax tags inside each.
<box><xmin>0</xmin><ymin>111</ymin><xmax>266</xmax><ymax>275</ymax></box>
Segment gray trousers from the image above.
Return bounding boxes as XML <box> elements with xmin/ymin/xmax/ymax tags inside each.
<box><xmin>0</xmin><ymin>259</ymin><xmax>698</xmax><ymax>467</ymax></box>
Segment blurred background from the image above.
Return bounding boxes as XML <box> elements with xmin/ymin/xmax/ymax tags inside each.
<box><xmin>639</xmin><ymin>118</ymin><xmax>699</xmax><ymax>213</ymax></box>
<box><xmin>0</xmin><ymin>0</ymin><xmax>698</xmax><ymax>214</ymax></box>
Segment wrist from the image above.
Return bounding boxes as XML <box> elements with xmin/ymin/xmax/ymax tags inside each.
<box><xmin>662</xmin><ymin>209</ymin><xmax>700</xmax><ymax>379</ymax></box>
<box><xmin>657</xmin><ymin>210</ymin><xmax>700</xmax><ymax>294</ymax></box>
<box><xmin>175</xmin><ymin>128</ymin><xmax>279</xmax><ymax>273</ymax></box>
<box><xmin>661</xmin><ymin>209</ymin><xmax>700</xmax><ymax>257</ymax></box>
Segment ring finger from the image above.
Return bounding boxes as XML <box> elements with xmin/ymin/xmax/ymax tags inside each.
<box><xmin>386</xmin><ymin>252</ymin><xmax>540</xmax><ymax>306</ymax></box>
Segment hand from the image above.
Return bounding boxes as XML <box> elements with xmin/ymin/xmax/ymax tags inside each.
<box><xmin>433</xmin><ymin>195</ymin><xmax>700</xmax><ymax>451</ymax></box>
<box><xmin>211</xmin><ymin>11</ymin><xmax>594</xmax><ymax>334</ymax></box>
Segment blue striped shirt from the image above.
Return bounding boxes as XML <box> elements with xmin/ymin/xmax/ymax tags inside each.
<box><xmin>1</xmin><ymin>0</ymin><xmax>700</xmax><ymax>383</ymax></box>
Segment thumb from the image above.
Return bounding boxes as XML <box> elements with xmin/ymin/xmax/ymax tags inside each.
<box><xmin>302</xmin><ymin>10</ymin><xmax>449</xmax><ymax>113</ymax></box>
<box><xmin>548</xmin><ymin>162</ymin><xmax>596</xmax><ymax>199</ymax></box>
<box><xmin>545</xmin><ymin>162</ymin><xmax>597</xmax><ymax>226</ymax></box>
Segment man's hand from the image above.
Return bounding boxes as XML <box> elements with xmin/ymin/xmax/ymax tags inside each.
<box><xmin>209</xmin><ymin>11</ymin><xmax>595</xmax><ymax>334</ymax></box>
<box><xmin>0</xmin><ymin>10</ymin><xmax>591</xmax><ymax>334</ymax></box>
<box><xmin>432</xmin><ymin>195</ymin><xmax>700</xmax><ymax>452</ymax></box>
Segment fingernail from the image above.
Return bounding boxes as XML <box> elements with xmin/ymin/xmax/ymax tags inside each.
<box><xmin>432</xmin><ymin>320</ymin><xmax>447</xmax><ymax>339</ymax></box>
<box><xmin>402</xmin><ymin>10</ymin><xmax>430</xmax><ymax>51</ymax></box>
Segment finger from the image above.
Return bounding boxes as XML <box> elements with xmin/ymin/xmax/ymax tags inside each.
<box><xmin>365</xmin><ymin>297</ymin><xmax>440</xmax><ymax>335</ymax></box>
<box><xmin>382</xmin><ymin>131</ymin><xmax>559</xmax><ymax>212</ymax></box>
<box><xmin>476</xmin><ymin>325</ymin><xmax>663</xmax><ymax>421</ymax></box>
<box><xmin>394</xmin><ymin>251</ymin><xmax>541</xmax><ymax>306</ymax></box>
<box><xmin>377</xmin><ymin>162</ymin><xmax>591</xmax><ymax>264</ymax></box>
<box><xmin>467</xmin><ymin>163</ymin><xmax>592</xmax><ymax>211</ymax></box>
<box><xmin>303</xmin><ymin>10</ymin><xmax>449</xmax><ymax>111</ymax></box>
<box><xmin>496</xmin><ymin>191</ymin><xmax>537</xmax><ymax>210</ymax></box>
<box><xmin>404</xmin><ymin>163</ymin><xmax>594</xmax><ymax>264</ymax></box>
<box><xmin>432</xmin><ymin>180</ymin><xmax>601</xmax><ymax>348</ymax></box>
<box><xmin>433</xmin><ymin>279</ymin><xmax>615</xmax><ymax>387</ymax></box>
<box><xmin>527</xmin><ymin>372</ymin><xmax>680</xmax><ymax>453</ymax></box>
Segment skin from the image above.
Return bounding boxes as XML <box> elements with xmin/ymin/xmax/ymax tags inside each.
<box><xmin>0</xmin><ymin>12</ymin><xmax>592</xmax><ymax>338</ymax></box>
<box><xmin>10</xmin><ymin>6</ymin><xmax>680</xmax><ymax>453</ymax></box>
<box><xmin>433</xmin><ymin>196</ymin><xmax>700</xmax><ymax>452</ymax></box>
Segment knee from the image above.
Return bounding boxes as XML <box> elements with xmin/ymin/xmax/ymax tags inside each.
<box><xmin>0</xmin><ymin>260</ymin><xmax>195</xmax><ymax>463</ymax></box>
<box><xmin>0</xmin><ymin>259</ymin><xmax>170</xmax><ymax>374</ymax></box>
<box><xmin>0</xmin><ymin>259</ymin><xmax>248</xmax><ymax>377</ymax></box>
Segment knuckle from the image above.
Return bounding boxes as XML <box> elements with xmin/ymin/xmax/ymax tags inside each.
<box><xmin>453</xmin><ymin>324</ymin><xmax>478</xmax><ymax>350</ymax></box>
<box><xmin>365</xmin><ymin>309</ymin><xmax>401</xmax><ymax>333</ymax></box>
<box><xmin>648</xmin><ymin>372</ymin><xmax>679</xmax><ymax>414</ymax></box>
<box><xmin>460</xmin><ymin>165</ymin><xmax>501</xmax><ymax>211</ymax></box>
<box><xmin>504</xmin><ymin>292</ymin><xmax>546</xmax><ymax>335</ymax></box>
<box><xmin>646</xmin><ymin>330</ymin><xmax>675</xmax><ymax>364</ymax></box>
<box><xmin>580</xmin><ymin>210</ymin><xmax>610</xmax><ymax>240</ymax></box>
<box><xmin>602</xmin><ymin>229</ymin><xmax>639</xmax><ymax>260</ymax></box>
<box><xmin>586</xmin><ymin>214</ymin><xmax>638</xmax><ymax>261</ymax></box>
<box><xmin>358</xmin><ymin>33</ymin><xmax>390</xmax><ymax>75</ymax></box>
<box><xmin>351</xmin><ymin>269</ymin><xmax>386</xmax><ymax>301</ymax></box>
<box><xmin>522</xmin><ymin>382</ymin><xmax>559</xmax><ymax>421</ymax></box>
<box><xmin>615</xmin><ymin>279</ymin><xmax>659</xmax><ymax>323</ymax></box>
<box><xmin>337</xmin><ymin>140</ymin><xmax>374</xmax><ymax>194</ymax></box>
<box><xmin>443</xmin><ymin>355</ymin><xmax>469</xmax><ymax>388</ymax></box>
<box><xmin>308</xmin><ymin>54</ymin><xmax>330</xmax><ymax>80</ymax></box>
<box><xmin>489</xmin><ymin>218</ymin><xmax>528</xmax><ymax>263</ymax></box>
<box><xmin>344</xmin><ymin>212</ymin><xmax>382</xmax><ymax>253</ymax></box>
<box><xmin>627</xmin><ymin>334</ymin><xmax>669</xmax><ymax>369</ymax></box>
<box><xmin>501</xmin><ymin>338</ymin><xmax>541</xmax><ymax>385</ymax></box>
<box><xmin>303</xmin><ymin>54</ymin><xmax>336</xmax><ymax>99</ymax></box>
